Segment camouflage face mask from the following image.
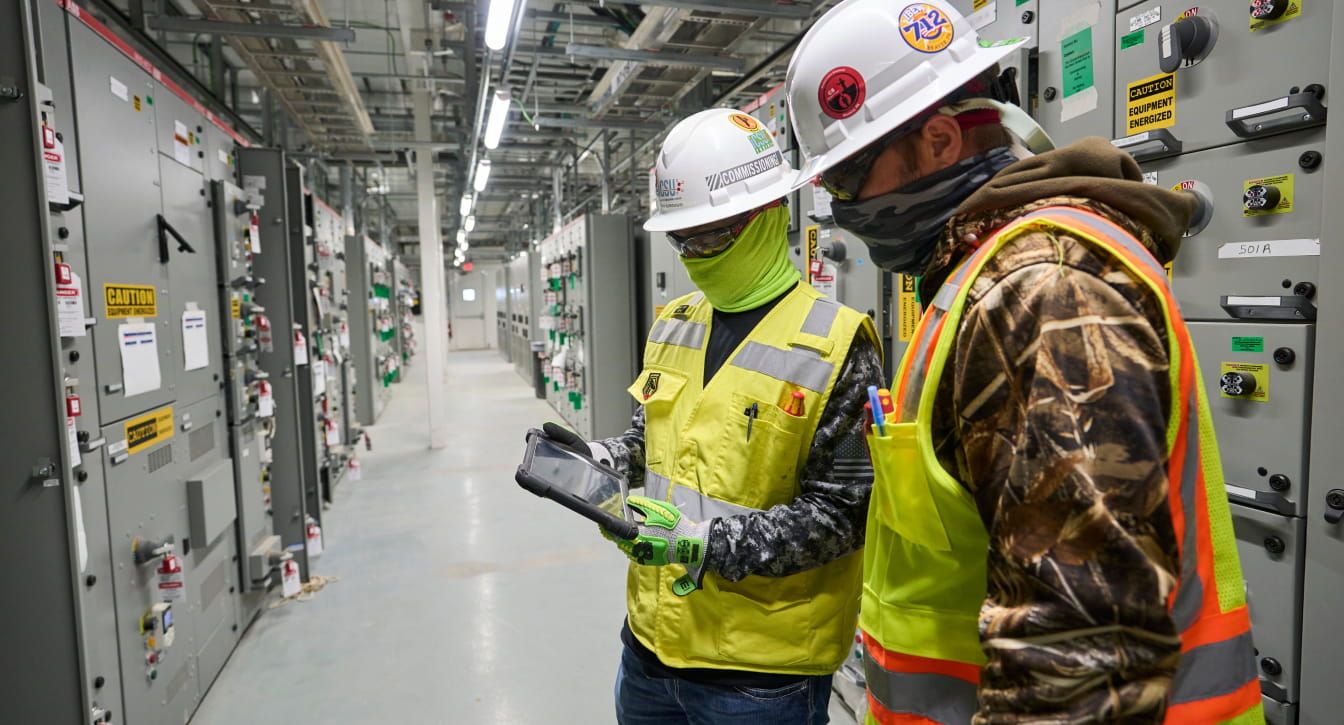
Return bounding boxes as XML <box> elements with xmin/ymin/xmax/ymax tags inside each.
<box><xmin>830</xmin><ymin>145</ymin><xmax>1017</xmax><ymax>275</ymax></box>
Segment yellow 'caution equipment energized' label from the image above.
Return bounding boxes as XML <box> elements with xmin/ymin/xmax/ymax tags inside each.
<box><xmin>125</xmin><ymin>406</ymin><xmax>174</xmax><ymax>455</ymax></box>
<box><xmin>104</xmin><ymin>284</ymin><xmax>158</xmax><ymax>318</ymax></box>
<box><xmin>1125</xmin><ymin>72</ymin><xmax>1176</xmax><ymax>134</ymax></box>
<box><xmin>898</xmin><ymin>274</ymin><xmax>920</xmax><ymax>342</ymax></box>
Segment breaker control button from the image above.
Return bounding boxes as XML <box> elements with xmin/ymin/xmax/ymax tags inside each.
<box><xmin>1219</xmin><ymin>371</ymin><xmax>1258</xmax><ymax>397</ymax></box>
<box><xmin>1159</xmin><ymin>15</ymin><xmax>1217</xmax><ymax>73</ymax></box>
<box><xmin>1243</xmin><ymin>184</ymin><xmax>1282</xmax><ymax>212</ymax></box>
<box><xmin>1250</xmin><ymin>0</ymin><xmax>1289</xmax><ymax>21</ymax></box>
<box><xmin>66</xmin><ymin>394</ymin><xmax>81</xmax><ymax>418</ymax></box>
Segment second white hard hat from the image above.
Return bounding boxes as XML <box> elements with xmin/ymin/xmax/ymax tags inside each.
<box><xmin>785</xmin><ymin>0</ymin><xmax>1033</xmax><ymax>185</ymax></box>
<box><xmin>643</xmin><ymin>108</ymin><xmax>795</xmax><ymax>233</ymax></box>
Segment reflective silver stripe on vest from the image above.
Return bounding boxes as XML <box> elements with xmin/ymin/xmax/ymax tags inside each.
<box><xmin>800</xmin><ymin>297</ymin><xmax>840</xmax><ymax>337</ymax></box>
<box><xmin>1170</xmin><ymin>631</ymin><xmax>1259</xmax><ymax>705</ymax></box>
<box><xmin>1171</xmin><ymin>393</ymin><xmax>1205</xmax><ymax>632</ymax></box>
<box><xmin>730</xmin><ymin>341</ymin><xmax>835</xmax><ymax>393</ymax></box>
<box><xmin>644</xmin><ymin>470</ymin><xmax>759</xmax><ymax>520</ymax></box>
<box><xmin>864</xmin><ymin>657</ymin><xmax>977</xmax><ymax>724</ymax></box>
<box><xmin>649</xmin><ymin>318</ymin><xmax>707</xmax><ymax>350</ymax></box>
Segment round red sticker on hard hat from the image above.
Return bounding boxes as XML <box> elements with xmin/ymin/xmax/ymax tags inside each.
<box><xmin>899</xmin><ymin>3</ymin><xmax>955</xmax><ymax>54</ymax></box>
<box><xmin>818</xmin><ymin>66</ymin><xmax>865</xmax><ymax>120</ymax></box>
<box><xmin>728</xmin><ymin>113</ymin><xmax>761</xmax><ymax>132</ymax></box>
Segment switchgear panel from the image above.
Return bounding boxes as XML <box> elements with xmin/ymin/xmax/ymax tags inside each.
<box><xmin>539</xmin><ymin>215</ymin><xmax>638</xmax><ymax>439</ymax></box>
<box><xmin>1137</xmin><ymin>129</ymin><xmax>1324</xmax><ymax>321</ymax></box>
<box><xmin>346</xmin><ymin>233</ymin><xmax>394</xmax><ymax>425</ymax></box>
<box><xmin>237</xmin><ymin>148</ymin><xmax>319</xmax><ymax>579</ymax></box>
<box><xmin>1112</xmin><ymin>1</ymin><xmax>1331</xmax><ymax>158</ymax></box>
<box><xmin>506</xmin><ymin>252</ymin><xmax>541</xmax><ymax>385</ymax></box>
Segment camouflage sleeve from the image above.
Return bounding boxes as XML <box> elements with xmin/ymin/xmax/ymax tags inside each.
<box><xmin>596</xmin><ymin>406</ymin><xmax>647</xmax><ymax>490</ymax></box>
<box><xmin>707</xmin><ymin>330</ymin><xmax>883</xmax><ymax>582</ymax></box>
<box><xmin>954</xmin><ymin>259</ymin><xmax>1181</xmax><ymax>723</ymax></box>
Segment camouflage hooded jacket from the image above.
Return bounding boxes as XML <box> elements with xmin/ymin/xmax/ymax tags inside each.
<box><xmin>921</xmin><ymin>137</ymin><xmax>1199</xmax><ymax>723</ymax></box>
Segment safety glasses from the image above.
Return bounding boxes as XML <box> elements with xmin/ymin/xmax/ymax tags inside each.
<box><xmin>817</xmin><ymin>135</ymin><xmax>897</xmax><ymax>202</ymax></box>
<box><xmin>819</xmin><ymin>99</ymin><xmax>1005</xmax><ymax>202</ymax></box>
<box><xmin>667</xmin><ymin>199</ymin><xmax>783</xmax><ymax>259</ymax></box>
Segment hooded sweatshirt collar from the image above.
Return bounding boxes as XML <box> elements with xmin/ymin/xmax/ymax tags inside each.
<box><xmin>919</xmin><ymin>136</ymin><xmax>1197</xmax><ymax>298</ymax></box>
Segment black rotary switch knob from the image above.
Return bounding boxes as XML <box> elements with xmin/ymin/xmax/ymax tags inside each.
<box><xmin>1263</xmin><ymin>536</ymin><xmax>1286</xmax><ymax>555</ymax></box>
<box><xmin>1159</xmin><ymin>15</ymin><xmax>1217</xmax><ymax>73</ymax></box>
<box><xmin>1243</xmin><ymin>184</ymin><xmax>1282</xmax><ymax>212</ymax></box>
<box><xmin>1250</xmin><ymin>0</ymin><xmax>1290</xmax><ymax>21</ymax></box>
<box><xmin>1220</xmin><ymin>371</ymin><xmax>1258</xmax><ymax>397</ymax></box>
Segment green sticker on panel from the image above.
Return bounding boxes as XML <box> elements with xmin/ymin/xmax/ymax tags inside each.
<box><xmin>1016</xmin><ymin>0</ymin><xmax>1029</xmax><ymax>4</ymax></box>
<box><xmin>1121</xmin><ymin>28</ymin><xmax>1145</xmax><ymax>49</ymax></box>
<box><xmin>1061</xmin><ymin>26</ymin><xmax>1094</xmax><ymax>98</ymax></box>
<box><xmin>1232</xmin><ymin>336</ymin><xmax>1265</xmax><ymax>352</ymax></box>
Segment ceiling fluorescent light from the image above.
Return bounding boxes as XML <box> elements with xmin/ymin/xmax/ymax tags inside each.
<box><xmin>474</xmin><ymin>160</ymin><xmax>492</xmax><ymax>193</ymax></box>
<box><xmin>484</xmin><ymin>0</ymin><xmax>516</xmax><ymax>51</ymax></box>
<box><xmin>484</xmin><ymin>90</ymin><xmax>511</xmax><ymax>150</ymax></box>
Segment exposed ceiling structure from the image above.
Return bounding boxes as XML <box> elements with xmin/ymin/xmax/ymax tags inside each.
<box><xmin>97</xmin><ymin>0</ymin><xmax>835</xmax><ymax>263</ymax></box>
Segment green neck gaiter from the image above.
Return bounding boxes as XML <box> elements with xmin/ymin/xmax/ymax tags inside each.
<box><xmin>681</xmin><ymin>206</ymin><xmax>800</xmax><ymax>313</ymax></box>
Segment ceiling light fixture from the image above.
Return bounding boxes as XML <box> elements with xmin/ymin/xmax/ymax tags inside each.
<box><xmin>484</xmin><ymin>90</ymin><xmax>511</xmax><ymax>150</ymax></box>
<box><xmin>474</xmin><ymin>160</ymin><xmax>492</xmax><ymax>193</ymax></box>
<box><xmin>460</xmin><ymin>193</ymin><xmax>473</xmax><ymax>217</ymax></box>
<box><xmin>464</xmin><ymin>215</ymin><xmax>476</xmax><ymax>232</ymax></box>
<box><xmin>484</xmin><ymin>0</ymin><xmax>516</xmax><ymax>51</ymax></box>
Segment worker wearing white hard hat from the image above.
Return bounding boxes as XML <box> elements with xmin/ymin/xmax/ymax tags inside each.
<box><xmin>542</xmin><ymin>107</ymin><xmax>884</xmax><ymax>723</ymax></box>
<box><xmin>786</xmin><ymin>1</ymin><xmax>1260</xmax><ymax>724</ymax></box>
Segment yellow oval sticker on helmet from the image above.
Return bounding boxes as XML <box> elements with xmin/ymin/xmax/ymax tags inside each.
<box><xmin>899</xmin><ymin>3</ymin><xmax>955</xmax><ymax>54</ymax></box>
<box><xmin>728</xmin><ymin>113</ymin><xmax>761</xmax><ymax>132</ymax></box>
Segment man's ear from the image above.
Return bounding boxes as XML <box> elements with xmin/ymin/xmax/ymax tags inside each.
<box><xmin>915</xmin><ymin>115</ymin><xmax>965</xmax><ymax>173</ymax></box>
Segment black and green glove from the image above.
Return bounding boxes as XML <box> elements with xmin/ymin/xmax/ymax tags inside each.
<box><xmin>606</xmin><ymin>495</ymin><xmax>710</xmax><ymax>597</ymax></box>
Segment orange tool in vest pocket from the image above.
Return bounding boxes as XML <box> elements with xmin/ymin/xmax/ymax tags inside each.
<box><xmin>778</xmin><ymin>388</ymin><xmax>806</xmax><ymax>417</ymax></box>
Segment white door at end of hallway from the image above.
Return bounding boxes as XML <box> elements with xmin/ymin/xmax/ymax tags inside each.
<box><xmin>449</xmin><ymin>270</ymin><xmax>488</xmax><ymax>350</ymax></box>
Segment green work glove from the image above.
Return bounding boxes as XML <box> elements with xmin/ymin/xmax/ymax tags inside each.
<box><xmin>604</xmin><ymin>495</ymin><xmax>711</xmax><ymax>597</ymax></box>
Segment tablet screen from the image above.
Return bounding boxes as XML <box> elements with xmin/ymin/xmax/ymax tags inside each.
<box><xmin>525</xmin><ymin>436</ymin><xmax>629</xmax><ymax>520</ymax></box>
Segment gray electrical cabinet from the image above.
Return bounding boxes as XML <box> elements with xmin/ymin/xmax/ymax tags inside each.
<box><xmin>347</xmin><ymin>233</ymin><xmax>393</xmax><ymax>426</ymax></box>
<box><xmin>538</xmin><ymin>214</ymin><xmax>638</xmax><ymax>439</ymax></box>
<box><xmin>211</xmin><ymin>176</ymin><xmax>282</xmax><ymax>624</ymax></box>
<box><xmin>309</xmin><ymin>194</ymin><xmax>355</xmax><ymax>498</ymax></box>
<box><xmin>1112</xmin><ymin>0</ymin><xmax>1331</xmax><ymax>157</ymax></box>
<box><xmin>506</xmin><ymin>251</ymin><xmax>542</xmax><ymax>385</ymax></box>
<box><xmin>238</xmin><ymin>147</ymin><xmax>319</xmax><ymax>579</ymax></box>
<box><xmin>4</xmin><ymin>3</ymin><xmax>300</xmax><ymax>722</ymax></box>
<box><xmin>2</xmin><ymin>4</ymin><xmax>98</xmax><ymax>723</ymax></box>
<box><xmin>391</xmin><ymin>257</ymin><xmax>416</xmax><ymax>373</ymax></box>
<box><xmin>1101</xmin><ymin>3</ymin><xmax>1338</xmax><ymax>723</ymax></box>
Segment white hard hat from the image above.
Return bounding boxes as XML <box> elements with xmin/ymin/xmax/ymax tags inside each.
<box><xmin>786</xmin><ymin>0</ymin><xmax>1044</xmax><ymax>187</ymax></box>
<box><xmin>644</xmin><ymin>108</ymin><xmax>795</xmax><ymax>232</ymax></box>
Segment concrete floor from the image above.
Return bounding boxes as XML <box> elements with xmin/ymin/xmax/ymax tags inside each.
<box><xmin>192</xmin><ymin>349</ymin><xmax>629</xmax><ymax>724</ymax></box>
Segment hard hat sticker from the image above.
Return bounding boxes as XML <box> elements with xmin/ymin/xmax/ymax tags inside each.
<box><xmin>729</xmin><ymin>113</ymin><xmax>761</xmax><ymax>132</ymax></box>
<box><xmin>899</xmin><ymin>4</ymin><xmax>955</xmax><ymax>54</ymax></box>
<box><xmin>818</xmin><ymin>66</ymin><xmax>866</xmax><ymax>120</ymax></box>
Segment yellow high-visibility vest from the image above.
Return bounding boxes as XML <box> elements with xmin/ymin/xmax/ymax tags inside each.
<box><xmin>627</xmin><ymin>282</ymin><xmax>879</xmax><ymax>674</ymax></box>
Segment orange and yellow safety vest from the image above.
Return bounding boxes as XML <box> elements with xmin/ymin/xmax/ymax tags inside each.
<box><xmin>861</xmin><ymin>206</ymin><xmax>1262</xmax><ymax>724</ymax></box>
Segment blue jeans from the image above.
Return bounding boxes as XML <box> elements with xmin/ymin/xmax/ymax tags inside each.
<box><xmin>615</xmin><ymin>645</ymin><xmax>832</xmax><ymax>725</ymax></box>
